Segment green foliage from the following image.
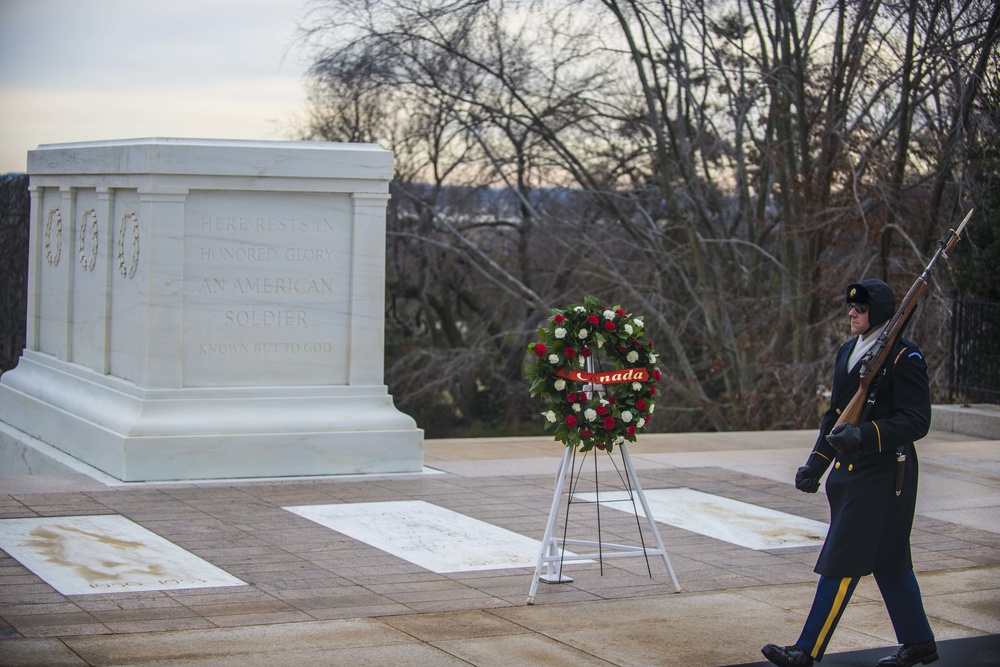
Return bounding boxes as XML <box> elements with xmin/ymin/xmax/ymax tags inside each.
<box><xmin>0</xmin><ymin>173</ymin><xmax>29</xmax><ymax>374</ymax></box>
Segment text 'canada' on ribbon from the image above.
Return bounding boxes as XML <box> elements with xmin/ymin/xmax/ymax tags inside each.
<box><xmin>555</xmin><ymin>368</ymin><xmax>649</xmax><ymax>385</ymax></box>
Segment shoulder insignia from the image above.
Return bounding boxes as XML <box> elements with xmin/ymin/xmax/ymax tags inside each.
<box><xmin>908</xmin><ymin>351</ymin><xmax>924</xmax><ymax>360</ymax></box>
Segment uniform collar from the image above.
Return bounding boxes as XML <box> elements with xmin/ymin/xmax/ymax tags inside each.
<box><xmin>848</xmin><ymin>321</ymin><xmax>889</xmax><ymax>371</ymax></box>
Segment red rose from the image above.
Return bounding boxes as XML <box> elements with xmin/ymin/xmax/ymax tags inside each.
<box><xmin>566</xmin><ymin>392</ymin><xmax>578</xmax><ymax>402</ymax></box>
<box><xmin>649</xmin><ymin>387</ymin><xmax>656</xmax><ymax>396</ymax></box>
<box><xmin>608</xmin><ymin>396</ymin><xmax>616</xmax><ymax>404</ymax></box>
<box><xmin>616</xmin><ymin>309</ymin><xmax>625</xmax><ymax>316</ymax></box>
<box><xmin>618</xmin><ymin>345</ymin><xmax>626</xmax><ymax>353</ymax></box>
<box><xmin>653</xmin><ymin>369</ymin><xmax>662</xmax><ymax>381</ymax></box>
<box><xmin>581</xmin><ymin>349</ymin><xmax>592</xmax><ymax>358</ymax></box>
<box><xmin>632</xmin><ymin>337</ymin><xmax>642</xmax><ymax>348</ymax></box>
<box><xmin>565</xmin><ymin>414</ymin><xmax>578</xmax><ymax>428</ymax></box>
<box><xmin>604</xmin><ymin>321</ymin><xmax>615</xmax><ymax>331</ymax></box>
<box><xmin>554</xmin><ymin>314</ymin><xmax>565</xmax><ymax>323</ymax></box>
<box><xmin>580</xmin><ymin>429</ymin><xmax>592</xmax><ymax>438</ymax></box>
<box><xmin>596</xmin><ymin>406</ymin><xmax>608</xmax><ymax>415</ymax></box>
<box><xmin>588</xmin><ymin>314</ymin><xmax>600</xmax><ymax>325</ymax></box>
<box><xmin>627</xmin><ymin>425</ymin><xmax>636</xmax><ymax>436</ymax></box>
<box><xmin>565</xmin><ymin>347</ymin><xmax>576</xmax><ymax>359</ymax></box>
<box><xmin>534</xmin><ymin>343</ymin><xmax>547</xmax><ymax>357</ymax></box>
<box><xmin>636</xmin><ymin>399</ymin><xmax>646</xmax><ymax>410</ymax></box>
<box><xmin>596</xmin><ymin>443</ymin><xmax>606</xmax><ymax>450</ymax></box>
<box><xmin>603</xmin><ymin>416</ymin><xmax>616</xmax><ymax>430</ymax></box>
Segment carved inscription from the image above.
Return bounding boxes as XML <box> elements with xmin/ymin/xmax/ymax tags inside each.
<box><xmin>187</xmin><ymin>207</ymin><xmax>348</xmax><ymax>372</ymax></box>
<box><xmin>197</xmin><ymin>277</ymin><xmax>333</xmax><ymax>295</ymax></box>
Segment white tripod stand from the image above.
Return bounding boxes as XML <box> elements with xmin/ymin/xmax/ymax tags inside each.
<box><xmin>527</xmin><ymin>362</ymin><xmax>681</xmax><ymax>604</ymax></box>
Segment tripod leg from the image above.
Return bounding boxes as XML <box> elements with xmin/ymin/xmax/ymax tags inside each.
<box><xmin>528</xmin><ymin>447</ymin><xmax>573</xmax><ymax>603</ymax></box>
<box><xmin>620</xmin><ymin>445</ymin><xmax>681</xmax><ymax>592</ymax></box>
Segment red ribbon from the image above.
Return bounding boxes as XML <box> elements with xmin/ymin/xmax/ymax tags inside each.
<box><xmin>556</xmin><ymin>367</ymin><xmax>649</xmax><ymax>384</ymax></box>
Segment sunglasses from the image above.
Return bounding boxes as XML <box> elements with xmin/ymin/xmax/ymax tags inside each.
<box><xmin>847</xmin><ymin>303</ymin><xmax>869</xmax><ymax>314</ymax></box>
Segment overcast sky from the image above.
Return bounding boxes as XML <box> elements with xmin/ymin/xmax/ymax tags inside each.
<box><xmin>0</xmin><ymin>0</ymin><xmax>317</xmax><ymax>173</ymax></box>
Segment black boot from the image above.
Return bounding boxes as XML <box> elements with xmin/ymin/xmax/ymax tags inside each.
<box><xmin>761</xmin><ymin>644</ymin><xmax>814</xmax><ymax>667</ymax></box>
<box><xmin>876</xmin><ymin>641</ymin><xmax>939</xmax><ymax>666</ymax></box>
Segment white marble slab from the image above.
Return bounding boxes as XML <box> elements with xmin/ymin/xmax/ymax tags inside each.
<box><xmin>575</xmin><ymin>488</ymin><xmax>828</xmax><ymax>550</ymax></box>
<box><xmin>0</xmin><ymin>515</ymin><xmax>246</xmax><ymax>595</ymax></box>
<box><xmin>285</xmin><ymin>501</ymin><xmax>549</xmax><ymax>573</ymax></box>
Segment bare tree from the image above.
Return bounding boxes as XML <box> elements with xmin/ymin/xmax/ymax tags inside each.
<box><xmin>299</xmin><ymin>0</ymin><xmax>998</xmax><ymax>435</ymax></box>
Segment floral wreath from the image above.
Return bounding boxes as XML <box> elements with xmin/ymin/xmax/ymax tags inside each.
<box><xmin>526</xmin><ymin>295</ymin><xmax>660</xmax><ymax>452</ymax></box>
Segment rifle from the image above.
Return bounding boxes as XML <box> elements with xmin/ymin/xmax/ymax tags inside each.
<box><xmin>836</xmin><ymin>209</ymin><xmax>974</xmax><ymax>428</ymax></box>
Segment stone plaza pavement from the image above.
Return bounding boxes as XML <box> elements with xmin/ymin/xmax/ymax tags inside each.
<box><xmin>1</xmin><ymin>423</ymin><xmax>998</xmax><ymax>666</ymax></box>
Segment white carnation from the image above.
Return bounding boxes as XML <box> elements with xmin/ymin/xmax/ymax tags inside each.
<box><xmin>648</xmin><ymin>352</ymin><xmax>658</xmax><ymax>363</ymax></box>
<box><xmin>637</xmin><ymin>417</ymin><xmax>646</xmax><ymax>428</ymax></box>
<box><xmin>572</xmin><ymin>403</ymin><xmax>581</xmax><ymax>412</ymax></box>
<box><xmin>648</xmin><ymin>404</ymin><xmax>655</xmax><ymax>413</ymax></box>
<box><xmin>621</xmin><ymin>410</ymin><xmax>633</xmax><ymax>423</ymax></box>
<box><xmin>633</xmin><ymin>317</ymin><xmax>643</xmax><ymax>327</ymax></box>
<box><xmin>544</xmin><ymin>411</ymin><xmax>556</xmax><ymax>423</ymax></box>
<box><xmin>585</xmin><ymin>409</ymin><xmax>597</xmax><ymax>422</ymax></box>
<box><xmin>624</xmin><ymin>324</ymin><xmax>634</xmax><ymax>335</ymax></box>
<box><xmin>632</xmin><ymin>382</ymin><xmax>643</xmax><ymax>391</ymax></box>
<box><xmin>603</xmin><ymin>309</ymin><xmax>615</xmax><ymax>320</ymax></box>
<box><xmin>554</xmin><ymin>379</ymin><xmax>566</xmax><ymax>391</ymax></box>
<box><xmin>578</xmin><ymin>328</ymin><xmax>589</xmax><ymax>339</ymax></box>
<box><xmin>626</xmin><ymin>350</ymin><xmax>639</xmax><ymax>363</ymax></box>
<box><xmin>574</xmin><ymin>306</ymin><xmax>586</xmax><ymax>313</ymax></box>
<box><xmin>554</xmin><ymin>327</ymin><xmax>567</xmax><ymax>339</ymax></box>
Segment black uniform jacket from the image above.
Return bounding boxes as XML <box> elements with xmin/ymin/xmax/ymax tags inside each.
<box><xmin>805</xmin><ymin>336</ymin><xmax>931</xmax><ymax>578</ymax></box>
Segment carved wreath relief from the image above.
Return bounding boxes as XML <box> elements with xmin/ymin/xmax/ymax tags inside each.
<box><xmin>43</xmin><ymin>205</ymin><xmax>140</xmax><ymax>276</ymax></box>
<box><xmin>44</xmin><ymin>207</ymin><xmax>62</xmax><ymax>267</ymax></box>
<box><xmin>78</xmin><ymin>208</ymin><xmax>99</xmax><ymax>271</ymax></box>
<box><xmin>117</xmin><ymin>211</ymin><xmax>139</xmax><ymax>279</ymax></box>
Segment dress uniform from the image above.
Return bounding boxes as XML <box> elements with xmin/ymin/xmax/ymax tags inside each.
<box><xmin>762</xmin><ymin>279</ymin><xmax>938</xmax><ymax>667</ymax></box>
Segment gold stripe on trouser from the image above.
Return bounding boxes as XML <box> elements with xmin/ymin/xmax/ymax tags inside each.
<box><xmin>811</xmin><ymin>577</ymin><xmax>853</xmax><ymax>657</ymax></box>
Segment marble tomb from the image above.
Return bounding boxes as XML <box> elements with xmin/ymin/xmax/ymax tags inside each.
<box><xmin>0</xmin><ymin>138</ymin><xmax>423</xmax><ymax>481</ymax></box>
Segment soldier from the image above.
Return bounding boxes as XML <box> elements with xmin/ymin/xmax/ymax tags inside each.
<box><xmin>761</xmin><ymin>279</ymin><xmax>938</xmax><ymax>667</ymax></box>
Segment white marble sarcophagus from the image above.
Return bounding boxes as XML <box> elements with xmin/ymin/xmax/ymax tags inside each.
<box><xmin>0</xmin><ymin>138</ymin><xmax>423</xmax><ymax>481</ymax></box>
